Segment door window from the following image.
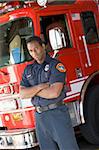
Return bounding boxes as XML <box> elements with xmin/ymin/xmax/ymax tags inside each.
<box><xmin>0</xmin><ymin>17</ymin><xmax>33</xmax><ymax>67</ymax></box>
<box><xmin>81</xmin><ymin>11</ymin><xmax>99</xmax><ymax>44</ymax></box>
<box><xmin>40</xmin><ymin>14</ymin><xmax>72</xmax><ymax>51</ymax></box>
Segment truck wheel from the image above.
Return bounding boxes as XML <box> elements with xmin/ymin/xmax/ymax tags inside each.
<box><xmin>80</xmin><ymin>85</ymin><xmax>99</xmax><ymax>144</ymax></box>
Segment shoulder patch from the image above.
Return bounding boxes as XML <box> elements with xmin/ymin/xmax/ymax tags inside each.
<box><xmin>56</xmin><ymin>63</ymin><xmax>66</xmax><ymax>72</ymax></box>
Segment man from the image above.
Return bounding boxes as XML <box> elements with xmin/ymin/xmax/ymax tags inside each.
<box><xmin>20</xmin><ymin>36</ymin><xmax>79</xmax><ymax>150</ymax></box>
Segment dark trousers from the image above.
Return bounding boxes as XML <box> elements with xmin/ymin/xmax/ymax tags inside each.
<box><xmin>35</xmin><ymin>105</ymin><xmax>79</xmax><ymax>150</ymax></box>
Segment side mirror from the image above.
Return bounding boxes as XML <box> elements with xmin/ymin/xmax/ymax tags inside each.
<box><xmin>49</xmin><ymin>27</ymin><xmax>66</xmax><ymax>50</ymax></box>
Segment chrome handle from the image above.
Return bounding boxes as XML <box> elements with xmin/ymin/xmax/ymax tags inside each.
<box><xmin>82</xmin><ymin>35</ymin><xmax>91</xmax><ymax>67</ymax></box>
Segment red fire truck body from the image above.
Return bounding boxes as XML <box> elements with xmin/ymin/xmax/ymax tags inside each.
<box><xmin>0</xmin><ymin>0</ymin><xmax>99</xmax><ymax>149</ymax></box>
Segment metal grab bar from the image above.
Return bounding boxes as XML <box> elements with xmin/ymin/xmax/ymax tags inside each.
<box><xmin>82</xmin><ymin>35</ymin><xmax>92</xmax><ymax>67</ymax></box>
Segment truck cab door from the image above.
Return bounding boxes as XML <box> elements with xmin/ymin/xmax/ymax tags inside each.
<box><xmin>71</xmin><ymin>11</ymin><xmax>99</xmax><ymax>76</ymax></box>
<box><xmin>38</xmin><ymin>13</ymin><xmax>85</xmax><ymax>84</ymax></box>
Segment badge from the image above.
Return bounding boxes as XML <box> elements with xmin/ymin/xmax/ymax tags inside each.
<box><xmin>27</xmin><ymin>74</ymin><xmax>32</xmax><ymax>78</ymax></box>
<box><xmin>56</xmin><ymin>63</ymin><xmax>66</xmax><ymax>72</ymax></box>
<box><xmin>44</xmin><ymin>64</ymin><xmax>50</xmax><ymax>71</ymax></box>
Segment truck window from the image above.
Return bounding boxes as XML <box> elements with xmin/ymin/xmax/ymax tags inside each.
<box><xmin>40</xmin><ymin>14</ymin><xmax>72</xmax><ymax>51</ymax></box>
<box><xmin>0</xmin><ymin>17</ymin><xmax>33</xmax><ymax>68</ymax></box>
<box><xmin>80</xmin><ymin>11</ymin><xmax>99</xmax><ymax>44</ymax></box>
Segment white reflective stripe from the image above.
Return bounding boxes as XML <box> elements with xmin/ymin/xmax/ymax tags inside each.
<box><xmin>0</xmin><ymin>93</ymin><xmax>19</xmax><ymax>100</ymax></box>
<box><xmin>82</xmin><ymin>35</ymin><xmax>91</xmax><ymax>67</ymax></box>
<box><xmin>70</xmin><ymin>76</ymin><xmax>88</xmax><ymax>84</ymax></box>
<box><xmin>65</xmin><ymin>93</ymin><xmax>80</xmax><ymax>100</ymax></box>
<box><xmin>0</xmin><ymin>107</ymin><xmax>35</xmax><ymax>115</ymax></box>
<box><xmin>7</xmin><ymin>66</ymin><xmax>17</xmax><ymax>83</ymax></box>
<box><xmin>67</xmin><ymin>80</ymin><xmax>85</xmax><ymax>96</ymax></box>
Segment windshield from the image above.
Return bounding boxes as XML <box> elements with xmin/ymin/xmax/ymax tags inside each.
<box><xmin>0</xmin><ymin>17</ymin><xmax>34</xmax><ymax>68</ymax></box>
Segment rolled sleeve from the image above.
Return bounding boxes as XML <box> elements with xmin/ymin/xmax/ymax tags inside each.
<box><xmin>49</xmin><ymin>61</ymin><xmax>66</xmax><ymax>84</ymax></box>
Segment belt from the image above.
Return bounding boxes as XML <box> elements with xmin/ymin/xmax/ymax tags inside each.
<box><xmin>35</xmin><ymin>101</ymin><xmax>64</xmax><ymax>113</ymax></box>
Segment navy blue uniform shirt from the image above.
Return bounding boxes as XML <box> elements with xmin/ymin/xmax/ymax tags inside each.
<box><xmin>20</xmin><ymin>54</ymin><xmax>66</xmax><ymax>106</ymax></box>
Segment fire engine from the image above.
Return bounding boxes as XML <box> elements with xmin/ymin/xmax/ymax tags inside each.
<box><xmin>0</xmin><ymin>0</ymin><xmax>98</xmax><ymax>149</ymax></box>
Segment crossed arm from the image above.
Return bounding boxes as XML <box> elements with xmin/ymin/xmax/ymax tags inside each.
<box><xmin>20</xmin><ymin>82</ymin><xmax>64</xmax><ymax>99</ymax></box>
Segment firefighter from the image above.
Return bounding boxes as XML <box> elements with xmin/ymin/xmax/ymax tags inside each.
<box><xmin>20</xmin><ymin>36</ymin><xmax>79</xmax><ymax>150</ymax></box>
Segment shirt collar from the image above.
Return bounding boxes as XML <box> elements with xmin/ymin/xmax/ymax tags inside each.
<box><xmin>44</xmin><ymin>53</ymin><xmax>52</xmax><ymax>64</ymax></box>
<box><xmin>34</xmin><ymin>53</ymin><xmax>52</xmax><ymax>66</ymax></box>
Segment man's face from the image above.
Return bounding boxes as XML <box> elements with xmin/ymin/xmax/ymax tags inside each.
<box><xmin>27</xmin><ymin>41</ymin><xmax>45</xmax><ymax>64</ymax></box>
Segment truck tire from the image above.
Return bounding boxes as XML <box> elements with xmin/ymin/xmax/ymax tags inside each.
<box><xmin>80</xmin><ymin>85</ymin><xmax>99</xmax><ymax>145</ymax></box>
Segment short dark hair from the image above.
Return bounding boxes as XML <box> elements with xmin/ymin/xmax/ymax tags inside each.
<box><xmin>26</xmin><ymin>36</ymin><xmax>44</xmax><ymax>46</ymax></box>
